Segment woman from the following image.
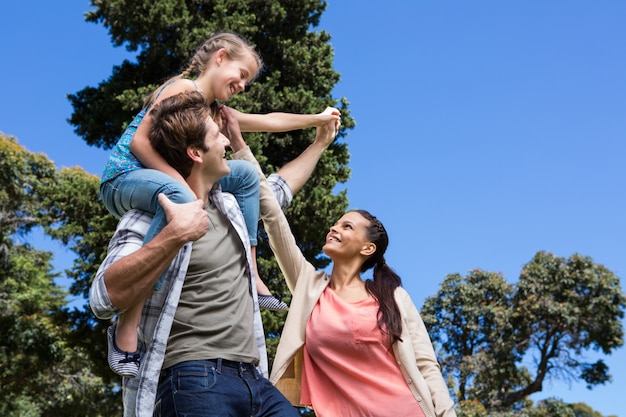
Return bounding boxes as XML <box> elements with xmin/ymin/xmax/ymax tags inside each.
<box><xmin>242</xmin><ymin>120</ymin><xmax>457</xmax><ymax>417</ymax></box>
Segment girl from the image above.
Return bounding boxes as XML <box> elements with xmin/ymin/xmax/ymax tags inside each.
<box><xmin>100</xmin><ymin>31</ymin><xmax>340</xmax><ymax>377</ymax></box>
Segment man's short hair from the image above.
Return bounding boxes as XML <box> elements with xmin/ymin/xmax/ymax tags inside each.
<box><xmin>148</xmin><ymin>91</ymin><xmax>218</xmax><ymax>178</ymax></box>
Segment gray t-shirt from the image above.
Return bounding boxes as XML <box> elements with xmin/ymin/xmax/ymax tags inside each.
<box><xmin>162</xmin><ymin>200</ymin><xmax>258</xmax><ymax>369</ymax></box>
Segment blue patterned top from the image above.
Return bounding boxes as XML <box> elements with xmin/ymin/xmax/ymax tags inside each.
<box><xmin>100</xmin><ymin>109</ymin><xmax>146</xmax><ymax>183</ymax></box>
<box><xmin>100</xmin><ymin>80</ymin><xmax>192</xmax><ymax>184</ymax></box>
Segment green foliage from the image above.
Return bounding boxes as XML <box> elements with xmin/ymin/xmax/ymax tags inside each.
<box><xmin>456</xmin><ymin>397</ymin><xmax>612</xmax><ymax>417</ymax></box>
<box><xmin>36</xmin><ymin>166</ymin><xmax>117</xmax><ymax>299</ymax></box>
<box><xmin>0</xmin><ymin>135</ymin><xmax>56</xmax><ymax>239</ymax></box>
<box><xmin>571</xmin><ymin>401</ymin><xmax>609</xmax><ymax>417</ymax></box>
<box><xmin>528</xmin><ymin>398</ymin><xmax>575</xmax><ymax>417</ymax></box>
<box><xmin>69</xmin><ymin>0</ymin><xmax>353</xmax><ymax>363</ymax></box>
<box><xmin>422</xmin><ymin>269</ymin><xmax>522</xmax><ymax>404</ymax></box>
<box><xmin>422</xmin><ymin>251</ymin><xmax>625</xmax><ymax>412</ymax></box>
<box><xmin>71</xmin><ymin>0</ymin><xmax>354</xmax><ymax>150</ymax></box>
<box><xmin>0</xmin><ymin>135</ymin><xmax>120</xmax><ymax>416</ymax></box>
<box><xmin>33</xmin><ymin>164</ymin><xmax>120</xmax><ymax>382</ymax></box>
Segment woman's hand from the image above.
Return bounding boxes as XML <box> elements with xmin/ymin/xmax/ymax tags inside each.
<box><xmin>314</xmin><ymin>107</ymin><xmax>341</xmax><ymax>130</ymax></box>
<box><xmin>220</xmin><ymin>106</ymin><xmax>246</xmax><ymax>152</ymax></box>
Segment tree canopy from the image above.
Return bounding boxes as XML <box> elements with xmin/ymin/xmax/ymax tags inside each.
<box><xmin>68</xmin><ymin>1</ymin><xmax>354</xmax><ymax>350</ymax></box>
<box><xmin>422</xmin><ymin>251</ymin><xmax>625</xmax><ymax>412</ymax></box>
<box><xmin>0</xmin><ymin>134</ymin><xmax>120</xmax><ymax>416</ymax></box>
<box><xmin>1</xmin><ymin>1</ymin><xmax>624</xmax><ymax>416</ymax></box>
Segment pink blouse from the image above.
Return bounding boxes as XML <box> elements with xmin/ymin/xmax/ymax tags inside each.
<box><xmin>301</xmin><ymin>286</ymin><xmax>426</xmax><ymax>417</ymax></box>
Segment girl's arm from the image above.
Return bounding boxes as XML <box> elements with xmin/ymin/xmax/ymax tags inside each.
<box><xmin>230</xmin><ymin>106</ymin><xmax>340</xmax><ymax>133</ymax></box>
<box><xmin>129</xmin><ymin>80</ymin><xmax>198</xmax><ymax>190</ymax></box>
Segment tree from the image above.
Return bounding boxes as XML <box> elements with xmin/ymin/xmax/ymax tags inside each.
<box><xmin>506</xmin><ymin>252</ymin><xmax>624</xmax><ymax>404</ymax></box>
<box><xmin>68</xmin><ymin>0</ymin><xmax>353</xmax><ymax>362</ymax></box>
<box><xmin>455</xmin><ymin>398</ymin><xmax>612</xmax><ymax>417</ymax></box>
<box><xmin>422</xmin><ymin>251</ymin><xmax>625</xmax><ymax>412</ymax></box>
<box><xmin>35</xmin><ymin>163</ymin><xmax>120</xmax><ymax>383</ymax></box>
<box><xmin>422</xmin><ymin>269</ymin><xmax>522</xmax><ymax>405</ymax></box>
<box><xmin>0</xmin><ymin>134</ymin><xmax>120</xmax><ymax>416</ymax></box>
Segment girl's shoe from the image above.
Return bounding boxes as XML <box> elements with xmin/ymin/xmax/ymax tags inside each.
<box><xmin>258</xmin><ymin>294</ymin><xmax>288</xmax><ymax>311</ymax></box>
<box><xmin>107</xmin><ymin>324</ymin><xmax>141</xmax><ymax>378</ymax></box>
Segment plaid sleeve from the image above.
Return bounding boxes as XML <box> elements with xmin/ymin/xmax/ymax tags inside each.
<box><xmin>89</xmin><ymin>210</ymin><xmax>151</xmax><ymax>320</ymax></box>
<box><xmin>230</xmin><ymin>146</ymin><xmax>293</xmax><ymax>210</ymax></box>
<box><xmin>267</xmin><ymin>173</ymin><xmax>292</xmax><ymax>210</ymax></box>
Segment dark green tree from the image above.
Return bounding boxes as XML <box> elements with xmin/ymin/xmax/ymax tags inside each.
<box><xmin>68</xmin><ymin>0</ymin><xmax>353</xmax><ymax>361</ymax></box>
<box><xmin>0</xmin><ymin>135</ymin><xmax>120</xmax><ymax>416</ymax></box>
<box><xmin>422</xmin><ymin>251</ymin><xmax>625</xmax><ymax>412</ymax></box>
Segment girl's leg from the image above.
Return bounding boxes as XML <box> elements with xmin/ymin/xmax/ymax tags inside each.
<box><xmin>102</xmin><ymin>169</ymin><xmax>196</xmax><ymax>246</ymax></box>
<box><xmin>219</xmin><ymin>161</ymin><xmax>287</xmax><ymax>310</ymax></box>
<box><xmin>107</xmin><ymin>301</ymin><xmax>144</xmax><ymax>377</ymax></box>
<box><xmin>101</xmin><ymin>169</ymin><xmax>197</xmax><ymax>376</ymax></box>
<box><xmin>219</xmin><ymin>160</ymin><xmax>260</xmax><ymax>246</ymax></box>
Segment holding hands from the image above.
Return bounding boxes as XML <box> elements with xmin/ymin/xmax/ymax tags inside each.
<box><xmin>315</xmin><ymin>107</ymin><xmax>341</xmax><ymax>131</ymax></box>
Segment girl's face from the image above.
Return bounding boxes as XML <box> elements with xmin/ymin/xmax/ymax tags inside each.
<box><xmin>212</xmin><ymin>49</ymin><xmax>258</xmax><ymax>101</ymax></box>
<box><xmin>323</xmin><ymin>212</ymin><xmax>372</xmax><ymax>260</ymax></box>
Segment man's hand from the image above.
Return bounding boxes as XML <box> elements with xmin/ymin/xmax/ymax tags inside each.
<box><xmin>159</xmin><ymin>193</ymin><xmax>210</xmax><ymax>243</ymax></box>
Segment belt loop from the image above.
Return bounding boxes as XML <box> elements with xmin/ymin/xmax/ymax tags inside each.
<box><xmin>216</xmin><ymin>358</ymin><xmax>223</xmax><ymax>374</ymax></box>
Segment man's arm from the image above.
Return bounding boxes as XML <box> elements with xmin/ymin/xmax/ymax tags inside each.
<box><xmin>102</xmin><ymin>194</ymin><xmax>209</xmax><ymax>310</ymax></box>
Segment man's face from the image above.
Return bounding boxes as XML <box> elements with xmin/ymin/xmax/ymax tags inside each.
<box><xmin>200</xmin><ymin>117</ymin><xmax>231</xmax><ymax>180</ymax></box>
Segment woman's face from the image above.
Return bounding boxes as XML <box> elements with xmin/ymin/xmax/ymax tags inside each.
<box><xmin>323</xmin><ymin>212</ymin><xmax>372</xmax><ymax>259</ymax></box>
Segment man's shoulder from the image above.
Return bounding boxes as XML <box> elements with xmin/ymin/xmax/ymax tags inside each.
<box><xmin>116</xmin><ymin>209</ymin><xmax>153</xmax><ymax>234</ymax></box>
<box><xmin>118</xmin><ymin>209</ymin><xmax>153</xmax><ymax>227</ymax></box>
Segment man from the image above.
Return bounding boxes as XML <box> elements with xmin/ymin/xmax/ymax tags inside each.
<box><xmin>89</xmin><ymin>91</ymin><xmax>339</xmax><ymax>417</ymax></box>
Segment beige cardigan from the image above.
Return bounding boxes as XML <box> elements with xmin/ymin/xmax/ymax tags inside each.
<box><xmin>240</xmin><ymin>151</ymin><xmax>457</xmax><ymax>417</ymax></box>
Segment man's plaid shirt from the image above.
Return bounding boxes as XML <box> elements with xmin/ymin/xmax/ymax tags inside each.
<box><xmin>90</xmin><ymin>167</ymin><xmax>292</xmax><ymax>417</ymax></box>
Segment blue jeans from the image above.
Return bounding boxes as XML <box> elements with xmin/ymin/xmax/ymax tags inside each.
<box><xmin>154</xmin><ymin>359</ymin><xmax>299</xmax><ymax>417</ymax></box>
<box><xmin>100</xmin><ymin>160</ymin><xmax>260</xmax><ymax>289</ymax></box>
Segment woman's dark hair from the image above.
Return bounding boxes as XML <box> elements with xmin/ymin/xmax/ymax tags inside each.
<box><xmin>354</xmin><ymin>209</ymin><xmax>403</xmax><ymax>343</ymax></box>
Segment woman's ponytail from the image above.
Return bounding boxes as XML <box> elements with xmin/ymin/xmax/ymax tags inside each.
<box><xmin>354</xmin><ymin>210</ymin><xmax>403</xmax><ymax>343</ymax></box>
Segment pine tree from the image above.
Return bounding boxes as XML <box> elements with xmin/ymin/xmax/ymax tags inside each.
<box><xmin>68</xmin><ymin>0</ymin><xmax>354</xmax><ymax>365</ymax></box>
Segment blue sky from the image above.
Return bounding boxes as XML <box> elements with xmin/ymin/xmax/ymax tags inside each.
<box><xmin>1</xmin><ymin>1</ymin><xmax>624</xmax><ymax>415</ymax></box>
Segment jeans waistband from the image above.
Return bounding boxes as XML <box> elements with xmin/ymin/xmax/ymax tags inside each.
<box><xmin>210</xmin><ymin>358</ymin><xmax>256</xmax><ymax>371</ymax></box>
<box><xmin>161</xmin><ymin>359</ymin><xmax>258</xmax><ymax>378</ymax></box>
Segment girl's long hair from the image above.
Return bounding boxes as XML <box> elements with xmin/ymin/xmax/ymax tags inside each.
<box><xmin>354</xmin><ymin>210</ymin><xmax>403</xmax><ymax>343</ymax></box>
